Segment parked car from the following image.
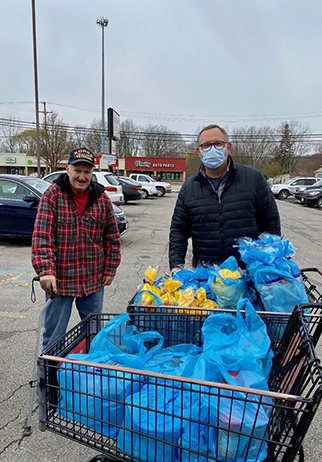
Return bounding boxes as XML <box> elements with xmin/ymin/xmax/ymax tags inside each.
<box><xmin>301</xmin><ymin>186</ymin><xmax>322</xmax><ymax>208</ymax></box>
<box><xmin>43</xmin><ymin>171</ymin><xmax>124</xmax><ymax>205</ymax></box>
<box><xmin>120</xmin><ymin>175</ymin><xmax>157</xmax><ymax>199</ymax></box>
<box><xmin>117</xmin><ymin>175</ymin><xmax>141</xmax><ymax>186</ymax></box>
<box><xmin>0</xmin><ymin>174</ymin><xmax>51</xmax><ymax>238</ymax></box>
<box><xmin>270</xmin><ymin>177</ymin><xmax>317</xmax><ymax>200</ymax></box>
<box><xmin>112</xmin><ymin>203</ymin><xmax>129</xmax><ymax>235</ymax></box>
<box><xmin>0</xmin><ymin>174</ymin><xmax>128</xmax><ymax>239</ymax></box>
<box><xmin>129</xmin><ymin>173</ymin><xmax>171</xmax><ymax>197</ymax></box>
<box><xmin>294</xmin><ymin>179</ymin><xmax>322</xmax><ymax>202</ymax></box>
<box><xmin>116</xmin><ymin>176</ymin><xmax>142</xmax><ymax>203</ymax></box>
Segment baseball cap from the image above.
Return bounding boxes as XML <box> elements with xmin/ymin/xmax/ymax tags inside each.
<box><xmin>68</xmin><ymin>148</ymin><xmax>95</xmax><ymax>167</ymax></box>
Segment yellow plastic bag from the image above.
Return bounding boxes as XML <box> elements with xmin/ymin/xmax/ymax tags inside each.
<box><xmin>194</xmin><ymin>287</ymin><xmax>207</xmax><ymax>305</ymax></box>
<box><xmin>160</xmin><ymin>292</ymin><xmax>176</xmax><ymax>306</ymax></box>
<box><xmin>216</xmin><ymin>268</ymin><xmax>243</xmax><ymax>284</ymax></box>
<box><xmin>144</xmin><ymin>266</ymin><xmax>158</xmax><ymax>286</ymax></box>
<box><xmin>175</xmin><ymin>287</ymin><xmax>195</xmax><ymax>307</ymax></box>
<box><xmin>140</xmin><ymin>283</ymin><xmax>161</xmax><ymax>306</ymax></box>
<box><xmin>162</xmin><ymin>278</ymin><xmax>183</xmax><ymax>294</ymax></box>
<box><xmin>199</xmin><ymin>299</ymin><xmax>218</xmax><ymax>309</ymax></box>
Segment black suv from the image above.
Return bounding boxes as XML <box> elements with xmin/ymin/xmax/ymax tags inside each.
<box><xmin>301</xmin><ymin>185</ymin><xmax>322</xmax><ymax>208</ymax></box>
<box><xmin>294</xmin><ymin>178</ymin><xmax>322</xmax><ymax>202</ymax></box>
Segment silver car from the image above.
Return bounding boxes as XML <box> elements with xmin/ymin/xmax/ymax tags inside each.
<box><xmin>270</xmin><ymin>177</ymin><xmax>317</xmax><ymax>200</ymax></box>
<box><xmin>43</xmin><ymin>170</ymin><xmax>124</xmax><ymax>205</ymax></box>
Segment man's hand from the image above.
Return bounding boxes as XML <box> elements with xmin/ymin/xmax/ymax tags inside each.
<box><xmin>102</xmin><ymin>275</ymin><xmax>114</xmax><ymax>286</ymax></box>
<box><xmin>170</xmin><ymin>266</ymin><xmax>183</xmax><ymax>276</ymax></box>
<box><xmin>40</xmin><ymin>275</ymin><xmax>58</xmax><ymax>294</ymax></box>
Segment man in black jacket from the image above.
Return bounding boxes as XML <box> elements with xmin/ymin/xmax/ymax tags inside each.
<box><xmin>169</xmin><ymin>124</ymin><xmax>281</xmax><ymax>273</ymax></box>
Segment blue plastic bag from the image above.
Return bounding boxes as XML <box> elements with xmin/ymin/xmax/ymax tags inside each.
<box><xmin>133</xmin><ymin>288</ymin><xmax>164</xmax><ymax>306</ymax></box>
<box><xmin>117</xmin><ymin>344</ymin><xmax>202</xmax><ymax>461</ymax></box>
<box><xmin>118</xmin><ymin>382</ymin><xmax>183</xmax><ymax>462</ymax></box>
<box><xmin>238</xmin><ymin>233</ymin><xmax>304</xmax><ymax>282</ymax></box>
<box><xmin>58</xmin><ymin>313</ymin><xmax>164</xmax><ymax>437</ymax></box>
<box><xmin>177</xmin><ymin>300</ymin><xmax>272</xmax><ymax>461</ymax></box>
<box><xmin>172</xmin><ymin>268</ymin><xmax>201</xmax><ymax>290</ymax></box>
<box><xmin>58</xmin><ymin>356</ymin><xmax>141</xmax><ymax>438</ymax></box>
<box><xmin>238</xmin><ymin>233</ymin><xmax>296</xmax><ymax>269</ymax></box>
<box><xmin>199</xmin><ymin>298</ymin><xmax>273</xmax><ymax>384</ymax></box>
<box><xmin>208</xmin><ymin>256</ymin><xmax>247</xmax><ymax>309</ymax></box>
<box><xmin>144</xmin><ymin>343</ymin><xmax>202</xmax><ymax>377</ymax></box>
<box><xmin>179</xmin><ymin>386</ymin><xmax>269</xmax><ymax>462</ymax></box>
<box><xmin>253</xmin><ymin>266</ymin><xmax>308</xmax><ymax>314</ymax></box>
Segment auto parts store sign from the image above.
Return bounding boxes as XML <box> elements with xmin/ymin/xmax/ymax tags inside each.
<box><xmin>125</xmin><ymin>157</ymin><xmax>186</xmax><ymax>171</ymax></box>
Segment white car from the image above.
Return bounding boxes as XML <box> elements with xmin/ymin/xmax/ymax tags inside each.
<box><xmin>129</xmin><ymin>173</ymin><xmax>171</xmax><ymax>197</ymax></box>
<box><xmin>270</xmin><ymin>177</ymin><xmax>317</xmax><ymax>200</ymax></box>
<box><xmin>42</xmin><ymin>171</ymin><xmax>124</xmax><ymax>205</ymax></box>
<box><xmin>121</xmin><ymin>175</ymin><xmax>158</xmax><ymax>199</ymax></box>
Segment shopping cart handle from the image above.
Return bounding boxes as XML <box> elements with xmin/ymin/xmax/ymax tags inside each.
<box><xmin>31</xmin><ymin>276</ymin><xmax>55</xmax><ymax>302</ymax></box>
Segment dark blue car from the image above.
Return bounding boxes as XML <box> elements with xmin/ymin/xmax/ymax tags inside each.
<box><xmin>0</xmin><ymin>174</ymin><xmax>50</xmax><ymax>238</ymax></box>
<box><xmin>0</xmin><ymin>174</ymin><xmax>128</xmax><ymax>238</ymax></box>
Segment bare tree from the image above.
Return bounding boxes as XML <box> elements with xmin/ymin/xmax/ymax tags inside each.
<box><xmin>16</xmin><ymin>129</ymin><xmax>37</xmax><ymax>156</ymax></box>
<box><xmin>313</xmin><ymin>142</ymin><xmax>322</xmax><ymax>155</ymax></box>
<box><xmin>230</xmin><ymin>126</ymin><xmax>277</xmax><ymax>169</ymax></box>
<box><xmin>140</xmin><ymin>124</ymin><xmax>187</xmax><ymax>157</ymax></box>
<box><xmin>164</xmin><ymin>131</ymin><xmax>188</xmax><ymax>158</ymax></box>
<box><xmin>71</xmin><ymin>125</ymin><xmax>90</xmax><ymax>148</ymax></box>
<box><xmin>83</xmin><ymin>118</ymin><xmax>189</xmax><ymax>159</ymax></box>
<box><xmin>40</xmin><ymin>111</ymin><xmax>74</xmax><ymax>172</ymax></box>
<box><xmin>118</xmin><ymin>119</ymin><xmax>141</xmax><ymax>158</ymax></box>
<box><xmin>84</xmin><ymin>119</ymin><xmax>103</xmax><ymax>154</ymax></box>
<box><xmin>0</xmin><ymin>115</ymin><xmax>22</xmax><ymax>152</ymax></box>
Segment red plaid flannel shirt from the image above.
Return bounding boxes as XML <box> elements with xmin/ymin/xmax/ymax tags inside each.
<box><xmin>32</xmin><ymin>182</ymin><xmax>121</xmax><ymax>296</ymax></box>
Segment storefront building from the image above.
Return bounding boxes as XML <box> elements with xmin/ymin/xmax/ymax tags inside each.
<box><xmin>0</xmin><ymin>153</ymin><xmax>47</xmax><ymax>175</ymax></box>
<box><xmin>123</xmin><ymin>156</ymin><xmax>186</xmax><ymax>182</ymax></box>
<box><xmin>0</xmin><ymin>153</ymin><xmax>187</xmax><ymax>183</ymax></box>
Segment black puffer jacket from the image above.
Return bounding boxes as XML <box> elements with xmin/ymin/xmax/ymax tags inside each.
<box><xmin>169</xmin><ymin>157</ymin><xmax>281</xmax><ymax>269</ymax></box>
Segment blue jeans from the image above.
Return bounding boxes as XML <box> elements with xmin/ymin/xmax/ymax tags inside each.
<box><xmin>42</xmin><ymin>288</ymin><xmax>104</xmax><ymax>350</ymax></box>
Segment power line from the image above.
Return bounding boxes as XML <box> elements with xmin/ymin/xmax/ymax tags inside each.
<box><xmin>1</xmin><ymin>116</ymin><xmax>322</xmax><ymax>146</ymax></box>
<box><xmin>2</xmin><ymin>99</ymin><xmax>322</xmax><ymax>125</ymax></box>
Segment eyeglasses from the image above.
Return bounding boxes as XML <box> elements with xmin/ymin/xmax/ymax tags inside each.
<box><xmin>199</xmin><ymin>141</ymin><xmax>227</xmax><ymax>152</ymax></box>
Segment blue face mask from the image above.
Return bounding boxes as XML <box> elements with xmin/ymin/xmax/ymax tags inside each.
<box><xmin>201</xmin><ymin>145</ymin><xmax>226</xmax><ymax>169</ymax></box>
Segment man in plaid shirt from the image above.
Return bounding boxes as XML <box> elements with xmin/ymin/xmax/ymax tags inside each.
<box><xmin>32</xmin><ymin>147</ymin><xmax>121</xmax><ymax>349</ymax></box>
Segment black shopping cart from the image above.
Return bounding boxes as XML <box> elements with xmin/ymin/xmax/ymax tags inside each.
<box><xmin>300</xmin><ymin>267</ymin><xmax>322</xmax><ymax>304</ymax></box>
<box><xmin>36</xmin><ymin>304</ymin><xmax>322</xmax><ymax>462</ymax></box>
<box><xmin>25</xmin><ymin>268</ymin><xmax>322</xmax><ymax>462</ymax></box>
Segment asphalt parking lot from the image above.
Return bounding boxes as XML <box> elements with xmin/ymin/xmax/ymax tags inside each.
<box><xmin>0</xmin><ymin>191</ymin><xmax>321</xmax><ymax>461</ymax></box>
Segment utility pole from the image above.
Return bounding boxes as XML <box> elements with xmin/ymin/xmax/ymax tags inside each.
<box><xmin>40</xmin><ymin>101</ymin><xmax>52</xmax><ymax>173</ymax></box>
<box><xmin>96</xmin><ymin>16</ymin><xmax>109</xmax><ymax>171</ymax></box>
<box><xmin>31</xmin><ymin>0</ymin><xmax>41</xmax><ymax>177</ymax></box>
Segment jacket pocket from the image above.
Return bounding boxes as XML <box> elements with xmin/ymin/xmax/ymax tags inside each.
<box><xmin>56</xmin><ymin>216</ymin><xmax>77</xmax><ymax>244</ymax></box>
<box><xmin>83</xmin><ymin>215</ymin><xmax>105</xmax><ymax>243</ymax></box>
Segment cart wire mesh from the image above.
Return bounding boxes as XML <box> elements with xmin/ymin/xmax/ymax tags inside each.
<box><xmin>38</xmin><ymin>306</ymin><xmax>322</xmax><ymax>462</ymax></box>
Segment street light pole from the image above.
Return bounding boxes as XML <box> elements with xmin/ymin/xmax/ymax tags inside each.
<box><xmin>96</xmin><ymin>16</ymin><xmax>109</xmax><ymax>168</ymax></box>
<box><xmin>31</xmin><ymin>0</ymin><xmax>41</xmax><ymax>177</ymax></box>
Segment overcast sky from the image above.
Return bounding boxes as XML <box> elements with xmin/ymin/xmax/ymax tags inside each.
<box><xmin>1</xmin><ymin>0</ymin><xmax>322</xmax><ymax>138</ymax></box>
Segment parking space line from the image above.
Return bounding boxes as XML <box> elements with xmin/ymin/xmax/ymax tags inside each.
<box><xmin>0</xmin><ymin>311</ymin><xmax>27</xmax><ymax>318</ymax></box>
<box><xmin>0</xmin><ymin>273</ymin><xmax>30</xmax><ymax>286</ymax></box>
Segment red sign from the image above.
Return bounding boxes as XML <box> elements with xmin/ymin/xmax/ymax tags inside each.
<box><xmin>125</xmin><ymin>156</ymin><xmax>186</xmax><ymax>172</ymax></box>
